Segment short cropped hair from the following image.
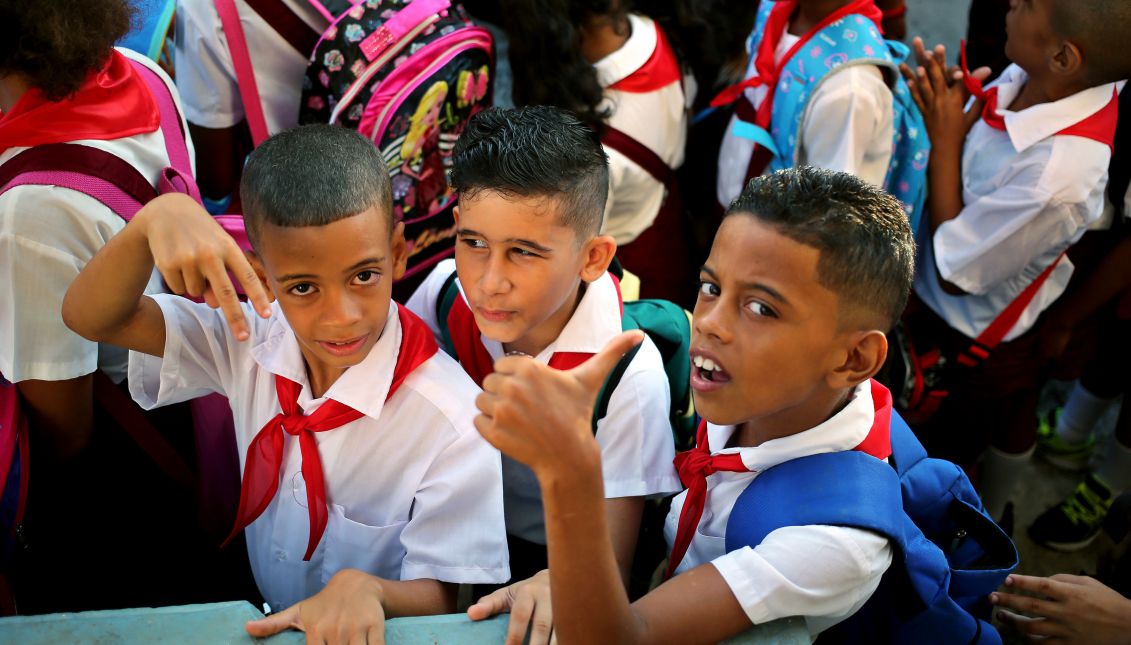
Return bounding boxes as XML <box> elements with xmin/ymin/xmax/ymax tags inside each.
<box><xmin>449</xmin><ymin>106</ymin><xmax>609</xmax><ymax>239</ymax></box>
<box><xmin>240</xmin><ymin>125</ymin><xmax>392</xmax><ymax>249</ymax></box>
<box><xmin>726</xmin><ymin>167</ymin><xmax>915</xmax><ymax>329</ymax></box>
<box><xmin>1051</xmin><ymin>0</ymin><xmax>1131</xmax><ymax>85</ymax></box>
<box><xmin>0</xmin><ymin>0</ymin><xmax>133</xmax><ymax>101</ymax></box>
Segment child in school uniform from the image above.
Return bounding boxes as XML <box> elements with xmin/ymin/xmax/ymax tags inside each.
<box><xmin>473</xmin><ymin>167</ymin><xmax>915</xmax><ymax>643</ymax></box>
<box><xmin>714</xmin><ymin>0</ymin><xmax>896</xmax><ymax>209</ymax></box>
<box><xmin>502</xmin><ymin>1</ymin><xmax>696</xmax><ymax>303</ymax></box>
<box><xmin>174</xmin><ymin>0</ymin><xmax>326</xmax><ymax>202</ymax></box>
<box><xmin>0</xmin><ymin>0</ymin><xmax>235</xmax><ymax>611</ymax></box>
<box><xmin>902</xmin><ymin>0</ymin><xmax>1127</xmax><ymax>521</ymax></box>
<box><xmin>62</xmin><ymin>125</ymin><xmax>509</xmax><ymax>641</ymax></box>
<box><xmin>405</xmin><ymin>105</ymin><xmax>682</xmax><ymax>634</ymax></box>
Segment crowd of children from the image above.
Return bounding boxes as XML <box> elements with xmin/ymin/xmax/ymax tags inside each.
<box><xmin>2</xmin><ymin>0</ymin><xmax>1131</xmax><ymax>643</ymax></box>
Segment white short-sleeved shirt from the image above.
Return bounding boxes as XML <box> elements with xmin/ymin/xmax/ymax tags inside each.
<box><xmin>597</xmin><ymin>14</ymin><xmax>690</xmax><ymax>245</ymax></box>
<box><xmin>716</xmin><ymin>29</ymin><xmax>894</xmax><ymax>207</ymax></box>
<box><xmin>175</xmin><ymin>0</ymin><xmax>325</xmax><ymax>132</ymax></box>
<box><xmin>407</xmin><ymin>259</ymin><xmax>682</xmax><ymax>543</ymax></box>
<box><xmin>0</xmin><ymin>49</ymin><xmax>187</xmax><ymax>384</ymax></box>
<box><xmin>914</xmin><ymin>66</ymin><xmax>1120</xmax><ymax>341</ymax></box>
<box><xmin>128</xmin><ymin>296</ymin><xmax>510</xmax><ymax>610</ymax></box>
<box><xmin>666</xmin><ymin>380</ymin><xmax>893</xmax><ymax>637</ymax></box>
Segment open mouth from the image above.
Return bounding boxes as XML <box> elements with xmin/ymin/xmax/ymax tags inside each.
<box><xmin>317</xmin><ymin>335</ymin><xmax>369</xmax><ymax>356</ymax></box>
<box><xmin>692</xmin><ymin>354</ymin><xmax>731</xmax><ymax>386</ymax></box>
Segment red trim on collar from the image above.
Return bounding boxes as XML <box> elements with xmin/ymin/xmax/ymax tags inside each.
<box><xmin>606</xmin><ymin>21</ymin><xmax>682</xmax><ymax>93</ymax></box>
<box><xmin>1057</xmin><ymin>89</ymin><xmax>1120</xmax><ymax>151</ymax></box>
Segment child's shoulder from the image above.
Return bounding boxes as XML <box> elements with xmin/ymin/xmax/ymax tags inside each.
<box><xmin>395</xmin><ymin>345</ymin><xmax>482</xmax><ymax>434</ymax></box>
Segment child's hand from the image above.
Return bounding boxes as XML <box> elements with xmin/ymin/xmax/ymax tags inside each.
<box><xmin>467</xmin><ymin>569</ymin><xmax>554</xmax><ymax>645</ymax></box>
<box><xmin>246</xmin><ymin>569</ymin><xmax>387</xmax><ymax>644</ymax></box>
<box><xmin>474</xmin><ymin>331</ymin><xmax>645</xmax><ymax>480</ymax></box>
<box><xmin>141</xmin><ymin>193</ymin><xmax>272</xmax><ymax>340</ymax></box>
<box><xmin>991</xmin><ymin>573</ymin><xmax>1131</xmax><ymax>643</ymax></box>
<box><xmin>901</xmin><ymin>38</ymin><xmax>986</xmax><ymax>150</ymax></box>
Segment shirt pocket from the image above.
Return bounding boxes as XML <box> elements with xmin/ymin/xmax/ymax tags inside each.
<box><xmin>320</xmin><ymin>504</ymin><xmax>408</xmax><ymax>586</ymax></box>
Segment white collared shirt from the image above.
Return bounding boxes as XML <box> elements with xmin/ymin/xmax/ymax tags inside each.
<box><xmin>174</xmin><ymin>0</ymin><xmax>326</xmax><ymax>132</ymax></box>
<box><xmin>915</xmin><ymin>65</ymin><xmax>1121</xmax><ymax>341</ymax></box>
<box><xmin>717</xmin><ymin>29</ymin><xmax>894</xmax><ymax>207</ymax></box>
<box><xmin>129</xmin><ymin>296</ymin><xmax>510</xmax><ymax>611</ymax></box>
<box><xmin>666</xmin><ymin>381</ymin><xmax>893</xmax><ymax>637</ymax></box>
<box><xmin>0</xmin><ymin>49</ymin><xmax>183</xmax><ymax>384</ymax></box>
<box><xmin>407</xmin><ymin>259</ymin><xmax>682</xmax><ymax>543</ymax></box>
<box><xmin>596</xmin><ymin>13</ymin><xmax>691</xmax><ymax>245</ymax></box>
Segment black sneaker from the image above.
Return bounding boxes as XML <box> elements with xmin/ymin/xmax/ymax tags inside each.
<box><xmin>1028</xmin><ymin>474</ymin><xmax>1114</xmax><ymax>552</ymax></box>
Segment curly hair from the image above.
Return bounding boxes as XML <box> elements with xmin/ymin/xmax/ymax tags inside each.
<box><xmin>502</xmin><ymin>0</ymin><xmax>614</xmax><ymax>129</ymax></box>
<box><xmin>0</xmin><ymin>0</ymin><xmax>134</xmax><ymax>101</ymax></box>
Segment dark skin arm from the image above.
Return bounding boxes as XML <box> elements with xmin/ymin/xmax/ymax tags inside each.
<box><xmin>188</xmin><ymin>121</ymin><xmax>252</xmax><ymax>202</ymax></box>
<box><xmin>876</xmin><ymin>0</ymin><xmax>907</xmax><ymax>40</ymax></box>
<box><xmin>17</xmin><ymin>375</ymin><xmax>93</xmax><ymax>462</ymax></box>
<box><xmin>246</xmin><ymin>571</ymin><xmax>457</xmax><ymax>644</ymax></box>
<box><xmin>475</xmin><ymin>333</ymin><xmax>754</xmax><ymax>645</ymax></box>
<box><xmin>1039</xmin><ymin>234</ymin><xmax>1131</xmax><ymax>359</ymax></box>
<box><xmin>901</xmin><ymin>39</ymin><xmax>988</xmax><ymax>295</ymax></box>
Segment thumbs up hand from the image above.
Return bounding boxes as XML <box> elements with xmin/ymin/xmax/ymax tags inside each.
<box><xmin>474</xmin><ymin>331</ymin><xmax>645</xmax><ymax>478</ymax></box>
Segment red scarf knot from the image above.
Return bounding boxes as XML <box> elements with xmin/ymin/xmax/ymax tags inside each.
<box><xmin>222</xmin><ymin>307</ymin><xmax>437</xmax><ymax>562</ymax></box>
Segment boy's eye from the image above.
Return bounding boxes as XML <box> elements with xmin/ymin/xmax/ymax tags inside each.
<box><xmin>353</xmin><ymin>270</ymin><xmax>379</xmax><ymax>285</ymax></box>
<box><xmin>511</xmin><ymin>247</ymin><xmax>539</xmax><ymax>258</ymax></box>
<box><xmin>289</xmin><ymin>283</ymin><xmax>315</xmax><ymax>296</ymax></box>
<box><xmin>461</xmin><ymin>238</ymin><xmax>487</xmax><ymax>250</ymax></box>
<box><xmin>746</xmin><ymin>301</ymin><xmax>777</xmax><ymax>318</ymax></box>
<box><xmin>698</xmin><ymin>280</ymin><xmax>720</xmax><ymax>297</ymax></box>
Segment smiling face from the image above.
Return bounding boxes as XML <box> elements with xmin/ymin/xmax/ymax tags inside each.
<box><xmin>690</xmin><ymin>215</ymin><xmax>859</xmax><ymax>435</ymax></box>
<box><xmin>251</xmin><ymin>206</ymin><xmax>407</xmax><ymax>396</ymax></box>
<box><xmin>454</xmin><ymin>190</ymin><xmax>614</xmax><ymax>356</ymax></box>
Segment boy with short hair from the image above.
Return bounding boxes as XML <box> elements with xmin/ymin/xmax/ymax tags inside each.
<box><xmin>474</xmin><ymin>167</ymin><xmax>914</xmax><ymax>643</ymax></box>
<box><xmin>405</xmin><ymin>105</ymin><xmax>681</xmax><ymax>605</ymax></box>
<box><xmin>902</xmin><ymin>0</ymin><xmax>1127</xmax><ymax>521</ymax></box>
<box><xmin>62</xmin><ymin>124</ymin><xmax>509</xmax><ymax>640</ymax></box>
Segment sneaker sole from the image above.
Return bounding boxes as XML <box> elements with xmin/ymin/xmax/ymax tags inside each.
<box><xmin>1028</xmin><ymin>531</ymin><xmax>1101</xmax><ymax>552</ymax></box>
<box><xmin>1036</xmin><ymin>451</ymin><xmax>1092</xmax><ymax>473</ymax></box>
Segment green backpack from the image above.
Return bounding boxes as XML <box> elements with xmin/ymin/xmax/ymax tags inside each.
<box><xmin>434</xmin><ymin>271</ymin><xmax>696</xmax><ymax>451</ymax></box>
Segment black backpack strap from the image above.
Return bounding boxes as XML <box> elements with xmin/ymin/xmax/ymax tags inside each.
<box><xmin>591</xmin><ymin>343</ymin><xmax>641</xmax><ymax>434</ymax></box>
<box><xmin>434</xmin><ymin>270</ymin><xmax>460</xmax><ymax>358</ymax></box>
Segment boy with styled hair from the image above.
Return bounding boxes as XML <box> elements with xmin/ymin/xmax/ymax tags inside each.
<box><xmin>406</xmin><ymin>105</ymin><xmax>682</xmax><ymax>630</ymax></box>
<box><xmin>62</xmin><ymin>124</ymin><xmax>509</xmax><ymax>642</ymax></box>
<box><xmin>903</xmin><ymin>0</ymin><xmax>1127</xmax><ymax>522</ymax></box>
<box><xmin>473</xmin><ymin>167</ymin><xmax>916</xmax><ymax>643</ymax></box>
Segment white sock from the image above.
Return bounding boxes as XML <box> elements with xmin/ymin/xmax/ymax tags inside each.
<box><xmin>1057</xmin><ymin>383</ymin><xmax>1116</xmax><ymax>444</ymax></box>
<box><xmin>1095</xmin><ymin>435</ymin><xmax>1131</xmax><ymax>493</ymax></box>
<box><xmin>981</xmin><ymin>446</ymin><xmax>1035</xmax><ymax>520</ymax></box>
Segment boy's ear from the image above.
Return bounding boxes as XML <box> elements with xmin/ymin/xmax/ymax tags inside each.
<box><xmin>390</xmin><ymin>220</ymin><xmax>409</xmax><ymax>281</ymax></box>
<box><xmin>578</xmin><ymin>234</ymin><xmax>617</xmax><ymax>283</ymax></box>
<box><xmin>828</xmin><ymin>329</ymin><xmax>888</xmax><ymax>390</ymax></box>
<box><xmin>1051</xmin><ymin>39</ymin><xmax>1084</xmax><ymax>76</ymax></box>
<box><xmin>244</xmin><ymin>250</ymin><xmax>276</xmax><ymax>302</ymax></box>
<box><xmin>453</xmin><ymin>205</ymin><xmax>461</xmax><ymax>227</ymax></box>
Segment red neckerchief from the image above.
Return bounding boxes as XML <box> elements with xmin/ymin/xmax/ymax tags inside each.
<box><xmin>664</xmin><ymin>380</ymin><xmax>893</xmax><ymax>579</ymax></box>
<box><xmin>961</xmin><ymin>41</ymin><xmax>1120</xmax><ymax>148</ymax></box>
<box><xmin>606</xmin><ymin>20</ymin><xmax>682</xmax><ymax>93</ymax></box>
<box><xmin>222</xmin><ymin>306</ymin><xmax>438</xmax><ymax>561</ymax></box>
<box><xmin>0</xmin><ymin>50</ymin><xmax>159</xmax><ymax>155</ymax></box>
<box><xmin>709</xmin><ymin>0</ymin><xmax>883</xmax><ymax>180</ymax></box>
<box><xmin>446</xmin><ymin>274</ymin><xmax>625</xmax><ymax>386</ymax></box>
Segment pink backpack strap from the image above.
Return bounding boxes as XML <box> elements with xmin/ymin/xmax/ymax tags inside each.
<box><xmin>127</xmin><ymin>60</ymin><xmax>199</xmax><ymax>191</ymax></box>
<box><xmin>214</xmin><ymin>0</ymin><xmax>271</xmax><ymax>146</ymax></box>
<box><xmin>0</xmin><ymin>144</ymin><xmax>155</xmax><ymax>220</ymax></box>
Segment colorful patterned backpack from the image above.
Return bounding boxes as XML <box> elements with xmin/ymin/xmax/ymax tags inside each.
<box><xmin>215</xmin><ymin>0</ymin><xmax>494</xmax><ymax>295</ymax></box>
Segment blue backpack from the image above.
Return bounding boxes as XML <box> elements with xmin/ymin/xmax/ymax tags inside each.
<box><xmin>726</xmin><ymin>409</ymin><xmax>1018</xmax><ymax>644</ymax></box>
<box><xmin>734</xmin><ymin>2</ymin><xmax>929</xmax><ymax>233</ymax></box>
